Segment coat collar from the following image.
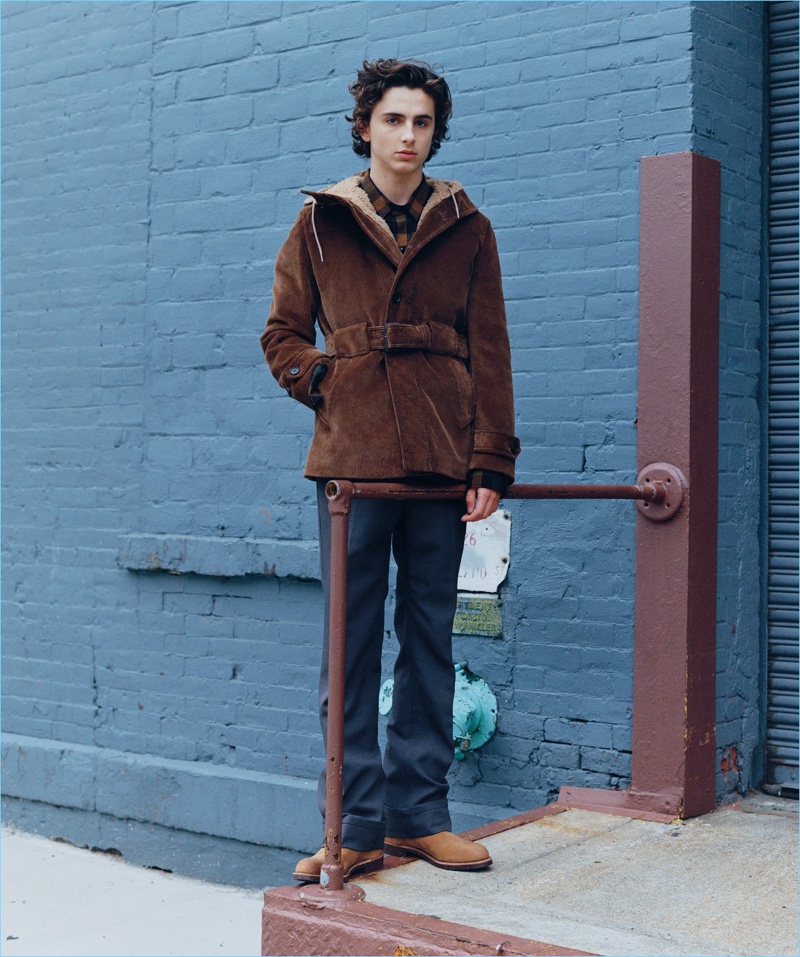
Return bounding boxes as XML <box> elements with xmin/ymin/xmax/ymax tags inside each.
<box><xmin>301</xmin><ymin>171</ymin><xmax>477</xmax><ymax>267</ymax></box>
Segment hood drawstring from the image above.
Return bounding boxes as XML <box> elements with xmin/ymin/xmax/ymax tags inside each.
<box><xmin>448</xmin><ymin>186</ymin><xmax>460</xmax><ymax>219</ymax></box>
<box><xmin>310</xmin><ymin>198</ymin><xmax>324</xmax><ymax>262</ymax></box>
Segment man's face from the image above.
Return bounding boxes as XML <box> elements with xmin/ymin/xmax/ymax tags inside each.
<box><xmin>359</xmin><ymin>86</ymin><xmax>436</xmax><ymax>184</ymax></box>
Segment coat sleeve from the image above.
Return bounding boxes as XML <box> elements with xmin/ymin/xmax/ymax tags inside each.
<box><xmin>465</xmin><ymin>220</ymin><xmax>521</xmax><ymax>481</ymax></box>
<box><xmin>261</xmin><ymin>208</ymin><xmax>328</xmax><ymax>410</ymax></box>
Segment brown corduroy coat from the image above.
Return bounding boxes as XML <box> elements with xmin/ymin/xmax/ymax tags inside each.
<box><xmin>262</xmin><ymin>173</ymin><xmax>520</xmax><ymax>483</ymax></box>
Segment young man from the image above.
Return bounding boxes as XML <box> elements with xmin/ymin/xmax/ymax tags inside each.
<box><xmin>262</xmin><ymin>59</ymin><xmax>519</xmax><ymax>882</ymax></box>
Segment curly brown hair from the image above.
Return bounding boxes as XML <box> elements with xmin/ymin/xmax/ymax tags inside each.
<box><xmin>347</xmin><ymin>59</ymin><xmax>453</xmax><ymax>162</ymax></box>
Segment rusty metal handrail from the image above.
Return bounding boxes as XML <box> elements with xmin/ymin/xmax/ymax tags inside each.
<box><xmin>335</xmin><ymin>480</ymin><xmax>665</xmax><ymax>502</ymax></box>
<box><xmin>315</xmin><ymin>465</ymin><xmax>686</xmax><ymax>895</ymax></box>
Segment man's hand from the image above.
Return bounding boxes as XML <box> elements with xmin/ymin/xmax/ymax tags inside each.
<box><xmin>462</xmin><ymin>487</ymin><xmax>501</xmax><ymax>523</ymax></box>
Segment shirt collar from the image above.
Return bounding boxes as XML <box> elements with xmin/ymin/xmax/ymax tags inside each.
<box><xmin>361</xmin><ymin>171</ymin><xmax>432</xmax><ymax>224</ymax></box>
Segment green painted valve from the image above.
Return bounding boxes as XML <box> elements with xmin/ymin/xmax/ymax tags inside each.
<box><xmin>451</xmin><ymin>662</ymin><xmax>498</xmax><ymax>759</ymax></box>
<box><xmin>378</xmin><ymin>662</ymin><xmax>498</xmax><ymax>760</ymax></box>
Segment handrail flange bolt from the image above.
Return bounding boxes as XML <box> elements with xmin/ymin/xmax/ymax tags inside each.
<box><xmin>636</xmin><ymin>463</ymin><xmax>687</xmax><ymax>521</ymax></box>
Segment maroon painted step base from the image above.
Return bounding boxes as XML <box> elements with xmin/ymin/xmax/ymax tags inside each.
<box><xmin>262</xmin><ymin>883</ymin><xmax>596</xmax><ymax>957</ymax></box>
<box><xmin>556</xmin><ymin>786</ymin><xmax>679</xmax><ymax>823</ymax></box>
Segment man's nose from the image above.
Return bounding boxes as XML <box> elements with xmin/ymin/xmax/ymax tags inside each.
<box><xmin>401</xmin><ymin>123</ymin><xmax>416</xmax><ymax>141</ymax></box>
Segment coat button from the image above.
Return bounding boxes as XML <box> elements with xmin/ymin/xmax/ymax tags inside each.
<box><xmin>289</xmin><ymin>366</ymin><xmax>300</xmax><ymax>375</ymax></box>
<box><xmin>391</xmin><ymin>292</ymin><xmax>402</xmax><ymax>304</ymax></box>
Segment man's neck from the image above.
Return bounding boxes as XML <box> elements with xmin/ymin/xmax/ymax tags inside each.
<box><xmin>368</xmin><ymin>167</ymin><xmax>424</xmax><ymax>206</ymax></box>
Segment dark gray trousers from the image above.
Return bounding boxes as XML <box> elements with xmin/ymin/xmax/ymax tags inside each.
<box><xmin>316</xmin><ymin>481</ymin><xmax>465</xmax><ymax>851</ymax></box>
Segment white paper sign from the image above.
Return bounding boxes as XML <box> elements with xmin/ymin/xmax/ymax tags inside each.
<box><xmin>457</xmin><ymin>510</ymin><xmax>511</xmax><ymax>593</ymax></box>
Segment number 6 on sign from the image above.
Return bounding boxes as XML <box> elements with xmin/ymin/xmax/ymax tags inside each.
<box><xmin>457</xmin><ymin>510</ymin><xmax>511</xmax><ymax>594</ymax></box>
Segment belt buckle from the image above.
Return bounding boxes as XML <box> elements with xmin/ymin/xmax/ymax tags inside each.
<box><xmin>383</xmin><ymin>323</ymin><xmax>395</xmax><ymax>352</ymax></box>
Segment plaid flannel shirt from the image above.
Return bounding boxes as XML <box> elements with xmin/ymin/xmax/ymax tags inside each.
<box><xmin>360</xmin><ymin>172</ymin><xmax>432</xmax><ymax>252</ymax></box>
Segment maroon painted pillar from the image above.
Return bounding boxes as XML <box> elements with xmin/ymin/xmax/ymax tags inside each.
<box><xmin>559</xmin><ymin>151</ymin><xmax>720</xmax><ymax>822</ymax></box>
<box><xmin>632</xmin><ymin>152</ymin><xmax>720</xmax><ymax>817</ymax></box>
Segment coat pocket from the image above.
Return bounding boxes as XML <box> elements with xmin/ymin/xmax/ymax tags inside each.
<box><xmin>310</xmin><ymin>358</ymin><xmax>331</xmax><ymax>425</ymax></box>
<box><xmin>451</xmin><ymin>359</ymin><xmax>476</xmax><ymax>429</ymax></box>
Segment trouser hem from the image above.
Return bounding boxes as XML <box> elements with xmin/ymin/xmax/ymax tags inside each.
<box><xmin>339</xmin><ymin>814</ymin><xmax>386</xmax><ymax>852</ymax></box>
<box><xmin>384</xmin><ymin>799</ymin><xmax>452</xmax><ymax>838</ymax></box>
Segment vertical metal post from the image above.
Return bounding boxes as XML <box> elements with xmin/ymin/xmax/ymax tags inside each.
<box><xmin>634</xmin><ymin>151</ymin><xmax>720</xmax><ymax>817</ymax></box>
<box><xmin>558</xmin><ymin>153</ymin><xmax>719</xmax><ymax>823</ymax></box>
<box><xmin>318</xmin><ymin>481</ymin><xmax>355</xmax><ymax>893</ymax></box>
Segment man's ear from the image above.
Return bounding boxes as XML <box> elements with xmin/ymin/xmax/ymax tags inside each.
<box><xmin>357</xmin><ymin>119</ymin><xmax>370</xmax><ymax>143</ymax></box>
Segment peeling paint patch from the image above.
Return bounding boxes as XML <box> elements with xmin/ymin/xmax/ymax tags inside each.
<box><xmin>720</xmin><ymin>746</ymin><xmax>740</xmax><ymax>783</ymax></box>
<box><xmin>117</xmin><ymin>534</ymin><xmax>320</xmax><ymax>580</ymax></box>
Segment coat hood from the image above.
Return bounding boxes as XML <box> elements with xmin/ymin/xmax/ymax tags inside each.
<box><xmin>300</xmin><ymin>172</ymin><xmax>477</xmax><ymax>261</ymax></box>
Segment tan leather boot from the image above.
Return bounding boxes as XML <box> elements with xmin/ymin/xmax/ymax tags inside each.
<box><xmin>292</xmin><ymin>846</ymin><xmax>384</xmax><ymax>883</ymax></box>
<box><xmin>384</xmin><ymin>831</ymin><xmax>492</xmax><ymax>870</ymax></box>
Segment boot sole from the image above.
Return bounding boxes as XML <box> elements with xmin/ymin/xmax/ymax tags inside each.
<box><xmin>292</xmin><ymin>855</ymin><xmax>384</xmax><ymax>884</ymax></box>
<box><xmin>384</xmin><ymin>841</ymin><xmax>492</xmax><ymax>871</ymax></box>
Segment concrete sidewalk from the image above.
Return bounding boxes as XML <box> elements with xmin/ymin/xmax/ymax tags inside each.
<box><xmin>1</xmin><ymin>827</ymin><xmax>264</xmax><ymax>957</ymax></box>
<box><xmin>2</xmin><ymin>793</ymin><xmax>798</xmax><ymax>957</ymax></box>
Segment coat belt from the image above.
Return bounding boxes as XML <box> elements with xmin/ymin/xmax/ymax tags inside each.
<box><xmin>324</xmin><ymin>323</ymin><xmax>469</xmax><ymax>360</ymax></box>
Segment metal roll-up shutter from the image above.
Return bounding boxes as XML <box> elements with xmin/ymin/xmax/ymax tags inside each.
<box><xmin>766</xmin><ymin>1</ymin><xmax>799</xmax><ymax>789</ymax></box>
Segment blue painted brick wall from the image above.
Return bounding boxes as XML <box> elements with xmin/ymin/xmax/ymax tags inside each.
<box><xmin>3</xmin><ymin>0</ymin><xmax>153</xmax><ymax>749</ymax></box>
<box><xmin>2</xmin><ymin>0</ymin><xmax>766</xmax><ymax>858</ymax></box>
